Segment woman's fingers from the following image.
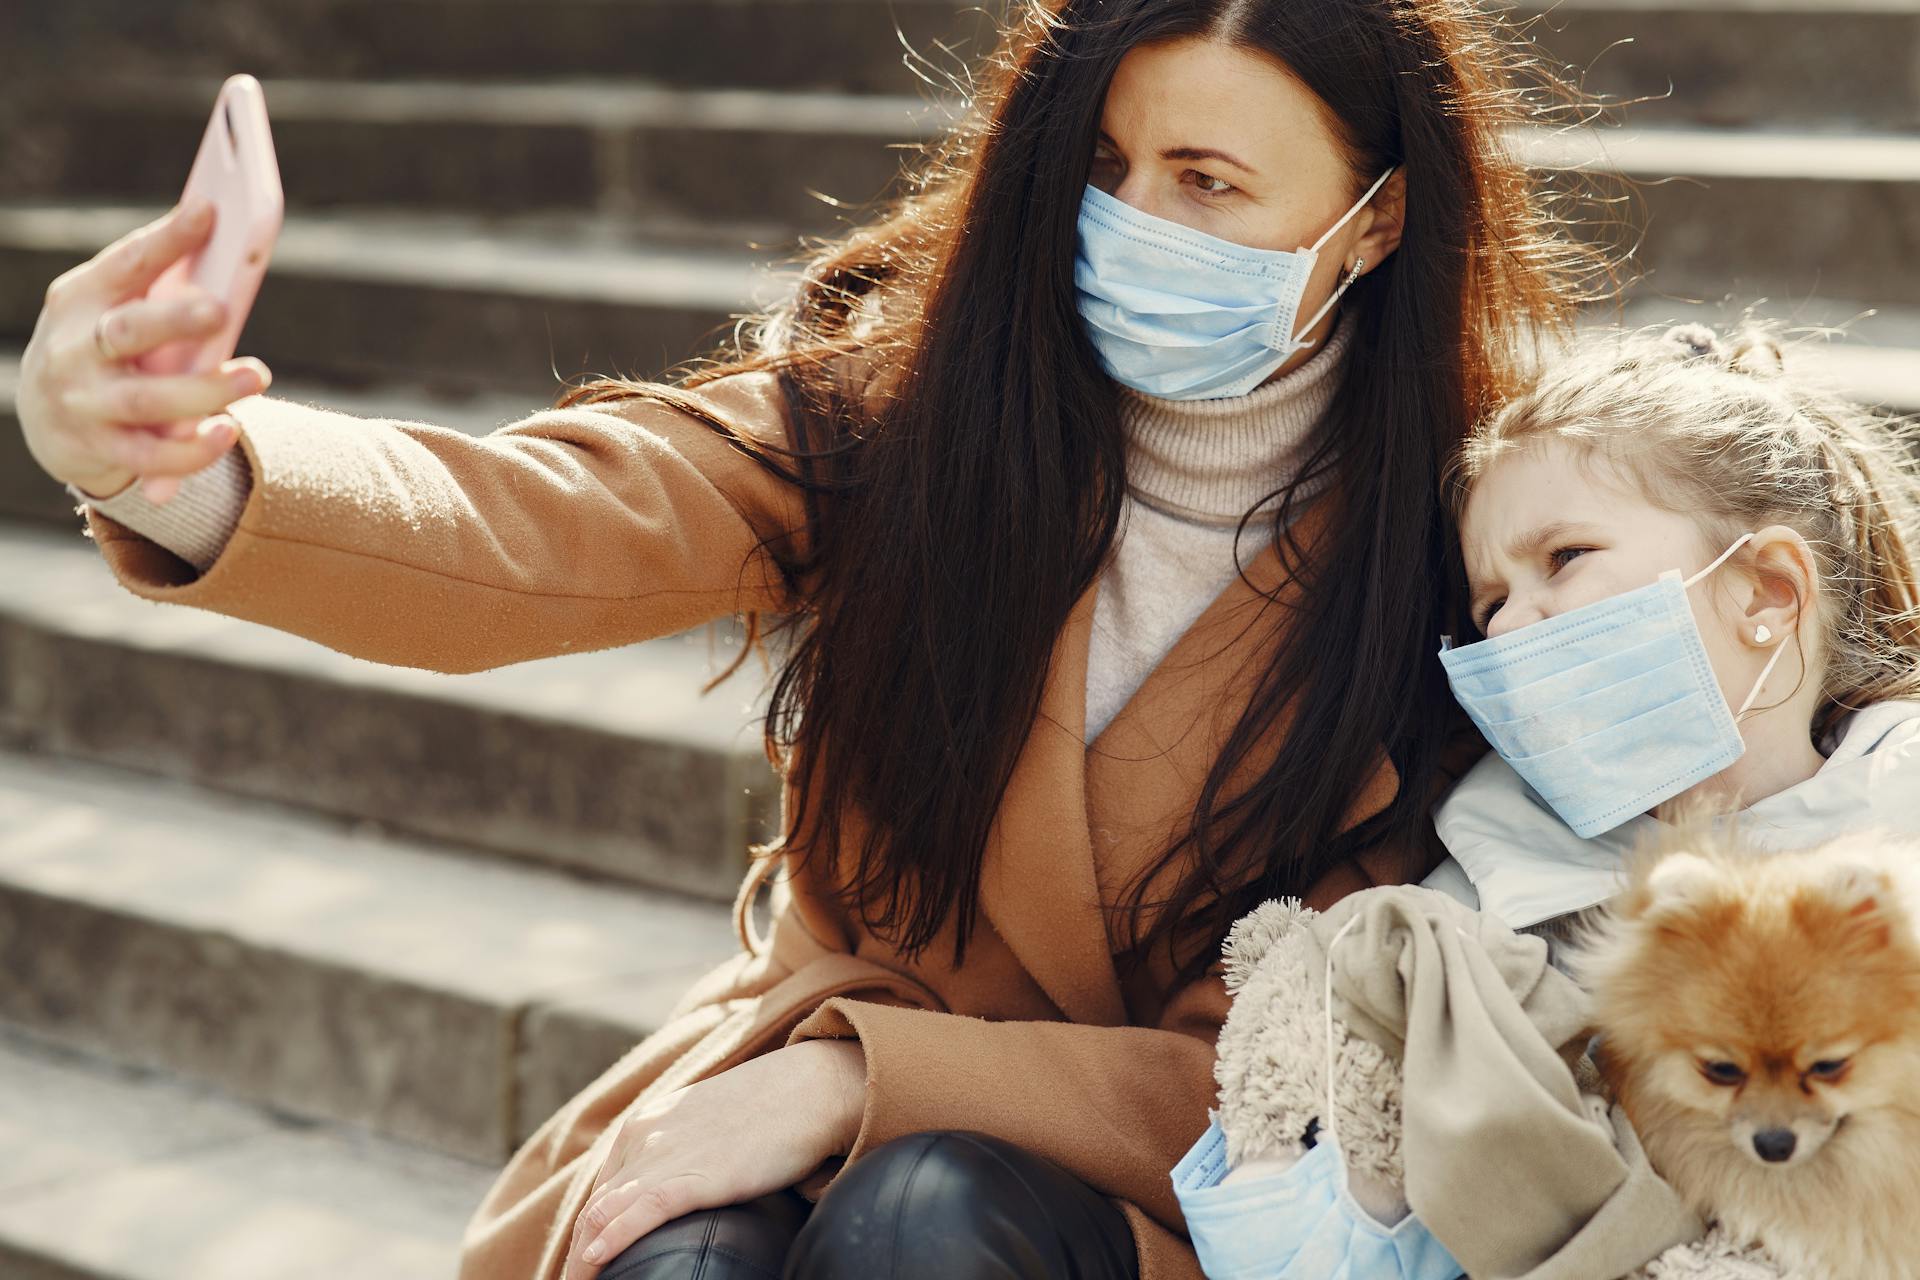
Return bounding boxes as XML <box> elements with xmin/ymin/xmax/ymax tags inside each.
<box><xmin>87</xmin><ymin>290</ymin><xmax>229</xmax><ymax>369</ymax></box>
<box><xmin>58</xmin><ymin>200</ymin><xmax>216</xmax><ymax>309</ymax></box>
<box><xmin>63</xmin><ymin>360</ymin><xmax>270</xmax><ymax>432</ymax></box>
<box><xmin>105</xmin><ymin>416</ymin><xmax>239</xmax><ymax>481</ymax></box>
<box><xmin>567</xmin><ymin>1175</ymin><xmax>703</xmax><ymax>1280</ymax></box>
<box><xmin>140</xmin><ymin>475</ymin><xmax>183</xmax><ymax>504</ymax></box>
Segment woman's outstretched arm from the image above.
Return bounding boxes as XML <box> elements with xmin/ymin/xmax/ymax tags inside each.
<box><xmin>71</xmin><ymin>373</ymin><xmax>807</xmax><ymax>674</ymax></box>
<box><xmin>22</xmin><ymin>200</ymin><xmax>807</xmax><ymax>676</ymax></box>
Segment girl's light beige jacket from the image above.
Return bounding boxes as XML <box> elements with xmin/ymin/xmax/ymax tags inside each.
<box><xmin>77</xmin><ymin>369</ymin><xmax>1435</xmax><ymax>1280</ymax></box>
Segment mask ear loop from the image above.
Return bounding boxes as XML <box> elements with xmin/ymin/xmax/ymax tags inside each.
<box><xmin>1734</xmin><ymin>639</ymin><xmax>1791</xmax><ymax>722</ymax></box>
<box><xmin>1680</xmin><ymin>531</ymin><xmax>1756</xmax><ymax>590</ymax></box>
<box><xmin>1680</xmin><ymin>532</ymin><xmax>1794</xmax><ymax>723</ymax></box>
<box><xmin>1308</xmin><ymin>168</ymin><xmax>1400</xmax><ymax>256</ymax></box>
<box><xmin>1291</xmin><ymin>167</ymin><xmax>1399</xmax><ymax>351</ymax></box>
<box><xmin>1321</xmin><ymin>912</ymin><xmax>1366</xmax><ymax>1155</ymax></box>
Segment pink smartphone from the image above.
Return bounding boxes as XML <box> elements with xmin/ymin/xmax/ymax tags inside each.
<box><xmin>136</xmin><ymin>74</ymin><xmax>284</xmax><ymax>377</ymax></box>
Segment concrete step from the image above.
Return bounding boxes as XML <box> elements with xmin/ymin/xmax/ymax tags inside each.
<box><xmin>0</xmin><ymin>203</ymin><xmax>784</xmax><ymax>395</ymax></box>
<box><xmin>1504</xmin><ymin>0</ymin><xmax>1920</xmax><ymax>131</ymax></box>
<box><xmin>3</xmin><ymin>76</ymin><xmax>950</xmax><ymax>238</ymax></box>
<box><xmin>8</xmin><ymin>0</ymin><xmax>1907</xmax><ymax>127</ymax></box>
<box><xmin>1518</xmin><ymin>124</ymin><xmax>1920</xmax><ymax>308</ymax></box>
<box><xmin>0</xmin><ymin>518</ymin><xmax>780</xmax><ymax>901</ymax></box>
<box><xmin>5</xmin><ymin>119</ymin><xmax>1917</xmax><ymax>399</ymax></box>
<box><xmin>0</xmin><ymin>1026</ymin><xmax>498</xmax><ymax>1280</ymax></box>
<box><xmin>0</xmin><ymin>746</ymin><xmax>742</xmax><ymax>1162</ymax></box>
<box><xmin>0</xmin><ymin>0</ymin><xmax>997</xmax><ymax>94</ymax></box>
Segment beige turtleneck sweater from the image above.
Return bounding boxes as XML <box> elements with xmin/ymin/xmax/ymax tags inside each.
<box><xmin>68</xmin><ymin>317</ymin><xmax>1349</xmax><ymax>736</ymax></box>
<box><xmin>1086</xmin><ymin>316</ymin><xmax>1349</xmax><ymax>738</ymax></box>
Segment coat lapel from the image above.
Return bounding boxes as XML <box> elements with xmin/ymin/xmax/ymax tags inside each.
<box><xmin>977</xmin><ymin>581</ymin><xmax>1129</xmax><ymax>1027</ymax></box>
<box><xmin>977</xmin><ymin>501</ymin><xmax>1342</xmax><ymax>1027</ymax></box>
<box><xmin>1084</xmin><ymin>499</ymin><xmax>1351</xmax><ymax>931</ymax></box>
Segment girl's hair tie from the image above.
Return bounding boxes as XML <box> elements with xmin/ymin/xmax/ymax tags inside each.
<box><xmin>1661</xmin><ymin>322</ymin><xmax>1786</xmax><ymax>380</ymax></box>
<box><xmin>1662</xmin><ymin>323</ymin><xmax>1721</xmax><ymax>362</ymax></box>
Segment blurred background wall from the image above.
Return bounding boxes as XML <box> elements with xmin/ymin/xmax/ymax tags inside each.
<box><xmin>0</xmin><ymin>1</ymin><xmax>1913</xmax><ymax>1275</ymax></box>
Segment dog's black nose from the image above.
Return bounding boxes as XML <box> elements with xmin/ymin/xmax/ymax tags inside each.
<box><xmin>1753</xmin><ymin>1129</ymin><xmax>1797</xmax><ymax>1163</ymax></box>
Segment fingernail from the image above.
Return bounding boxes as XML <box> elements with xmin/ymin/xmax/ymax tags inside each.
<box><xmin>583</xmin><ymin>1241</ymin><xmax>604</xmax><ymax>1263</ymax></box>
<box><xmin>191</xmin><ymin>300</ymin><xmax>221</xmax><ymax>324</ymax></box>
<box><xmin>231</xmin><ymin>370</ymin><xmax>259</xmax><ymax>394</ymax></box>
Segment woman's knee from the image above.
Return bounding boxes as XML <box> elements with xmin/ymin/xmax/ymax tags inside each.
<box><xmin>597</xmin><ymin>1191</ymin><xmax>808</xmax><ymax>1280</ymax></box>
<box><xmin>787</xmin><ymin>1130</ymin><xmax>1137</xmax><ymax>1280</ymax></box>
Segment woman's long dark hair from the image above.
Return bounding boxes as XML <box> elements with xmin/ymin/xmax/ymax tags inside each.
<box><xmin>559</xmin><ymin>0</ymin><xmax>1610</xmax><ymax>981</ymax></box>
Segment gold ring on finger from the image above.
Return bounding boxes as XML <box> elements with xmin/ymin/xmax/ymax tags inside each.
<box><xmin>93</xmin><ymin>311</ymin><xmax>123</xmax><ymax>364</ymax></box>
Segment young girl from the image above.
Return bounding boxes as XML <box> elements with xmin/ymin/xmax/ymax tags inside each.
<box><xmin>1426</xmin><ymin>322</ymin><xmax>1920</xmax><ymax>949</ymax></box>
<box><xmin>16</xmin><ymin>2</ymin><xmax>1598</xmax><ymax>1277</ymax></box>
<box><xmin>1171</xmin><ymin>324</ymin><xmax>1920</xmax><ymax>1280</ymax></box>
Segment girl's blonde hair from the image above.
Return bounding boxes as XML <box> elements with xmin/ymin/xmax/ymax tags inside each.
<box><xmin>1449</xmin><ymin>322</ymin><xmax>1920</xmax><ymax>740</ymax></box>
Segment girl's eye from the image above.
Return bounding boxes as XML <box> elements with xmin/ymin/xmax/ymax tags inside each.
<box><xmin>1548</xmin><ymin>546</ymin><xmax>1591</xmax><ymax>573</ymax></box>
<box><xmin>1188</xmin><ymin>170</ymin><xmax>1236</xmax><ymax>196</ymax></box>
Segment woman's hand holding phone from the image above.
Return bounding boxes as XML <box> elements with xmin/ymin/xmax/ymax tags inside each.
<box><xmin>17</xmin><ymin>199</ymin><xmax>273</xmax><ymax>503</ymax></box>
<box><xmin>18</xmin><ymin>72</ymin><xmax>282</xmax><ymax>505</ymax></box>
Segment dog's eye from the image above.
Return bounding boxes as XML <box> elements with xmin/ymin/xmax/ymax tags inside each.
<box><xmin>1700</xmin><ymin>1060</ymin><xmax>1747</xmax><ymax>1086</ymax></box>
<box><xmin>1808</xmin><ymin>1058</ymin><xmax>1851</xmax><ymax>1080</ymax></box>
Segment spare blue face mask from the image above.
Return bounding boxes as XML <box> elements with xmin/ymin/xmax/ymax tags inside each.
<box><xmin>1171</xmin><ymin>916</ymin><xmax>1462</xmax><ymax>1280</ymax></box>
<box><xmin>1074</xmin><ymin>168</ymin><xmax>1396</xmax><ymax>401</ymax></box>
<box><xmin>1439</xmin><ymin>533</ymin><xmax>1791</xmax><ymax>839</ymax></box>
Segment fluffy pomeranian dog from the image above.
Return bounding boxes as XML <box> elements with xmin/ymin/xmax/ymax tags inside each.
<box><xmin>1570</xmin><ymin>827</ymin><xmax>1920</xmax><ymax>1279</ymax></box>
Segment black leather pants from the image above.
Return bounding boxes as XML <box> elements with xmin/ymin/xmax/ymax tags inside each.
<box><xmin>599</xmin><ymin>1130</ymin><xmax>1139</xmax><ymax>1280</ymax></box>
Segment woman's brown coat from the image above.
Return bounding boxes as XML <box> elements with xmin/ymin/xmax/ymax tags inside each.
<box><xmin>78</xmin><ymin>370</ymin><xmax>1441</xmax><ymax>1280</ymax></box>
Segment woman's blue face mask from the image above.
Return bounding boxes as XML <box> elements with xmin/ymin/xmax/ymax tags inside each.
<box><xmin>1073</xmin><ymin>168</ymin><xmax>1396</xmax><ymax>401</ymax></box>
<box><xmin>1439</xmin><ymin>532</ymin><xmax>1790</xmax><ymax>838</ymax></box>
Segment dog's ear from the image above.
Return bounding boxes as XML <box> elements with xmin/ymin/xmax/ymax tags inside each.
<box><xmin>1808</xmin><ymin>857</ymin><xmax>1889</xmax><ymax>916</ymax></box>
<box><xmin>1630</xmin><ymin>851</ymin><xmax>1735</xmax><ymax>930</ymax></box>
<box><xmin>1793</xmin><ymin>853</ymin><xmax>1899</xmax><ymax>953</ymax></box>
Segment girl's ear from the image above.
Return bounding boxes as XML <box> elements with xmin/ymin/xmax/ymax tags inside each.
<box><xmin>1351</xmin><ymin>170</ymin><xmax>1407</xmax><ymax>274</ymax></box>
<box><xmin>1741</xmin><ymin>524</ymin><xmax>1819</xmax><ymax>644</ymax></box>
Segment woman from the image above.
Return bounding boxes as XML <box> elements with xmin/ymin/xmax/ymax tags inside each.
<box><xmin>16</xmin><ymin>0</ymin><xmax>1598</xmax><ymax>1275</ymax></box>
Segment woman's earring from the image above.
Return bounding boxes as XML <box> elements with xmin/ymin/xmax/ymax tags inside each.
<box><xmin>1342</xmin><ymin>258</ymin><xmax>1367</xmax><ymax>289</ymax></box>
<box><xmin>1754</xmin><ymin>624</ymin><xmax>1773</xmax><ymax>645</ymax></box>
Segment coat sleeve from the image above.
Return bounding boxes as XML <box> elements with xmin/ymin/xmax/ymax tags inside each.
<box><xmin>784</xmin><ymin>973</ymin><xmax>1228</xmax><ymax>1240</ymax></box>
<box><xmin>76</xmin><ymin>370</ymin><xmax>809</xmax><ymax>674</ymax></box>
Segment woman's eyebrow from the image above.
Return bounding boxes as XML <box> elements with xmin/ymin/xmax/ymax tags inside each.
<box><xmin>1097</xmin><ymin>132</ymin><xmax>1259</xmax><ymax>176</ymax></box>
<box><xmin>1161</xmin><ymin>145</ymin><xmax>1259</xmax><ymax>175</ymax></box>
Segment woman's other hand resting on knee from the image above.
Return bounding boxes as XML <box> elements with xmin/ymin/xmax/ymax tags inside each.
<box><xmin>565</xmin><ymin>1039</ymin><xmax>865</xmax><ymax>1280</ymax></box>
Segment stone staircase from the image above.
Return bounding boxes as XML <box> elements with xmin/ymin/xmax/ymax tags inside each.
<box><xmin>0</xmin><ymin>1</ymin><xmax>1914</xmax><ymax>1276</ymax></box>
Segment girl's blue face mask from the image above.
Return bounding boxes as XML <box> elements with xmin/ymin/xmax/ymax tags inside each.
<box><xmin>1171</xmin><ymin>915</ymin><xmax>1462</xmax><ymax>1280</ymax></box>
<box><xmin>1073</xmin><ymin>168</ymin><xmax>1396</xmax><ymax>401</ymax></box>
<box><xmin>1439</xmin><ymin>533</ymin><xmax>1790</xmax><ymax>839</ymax></box>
